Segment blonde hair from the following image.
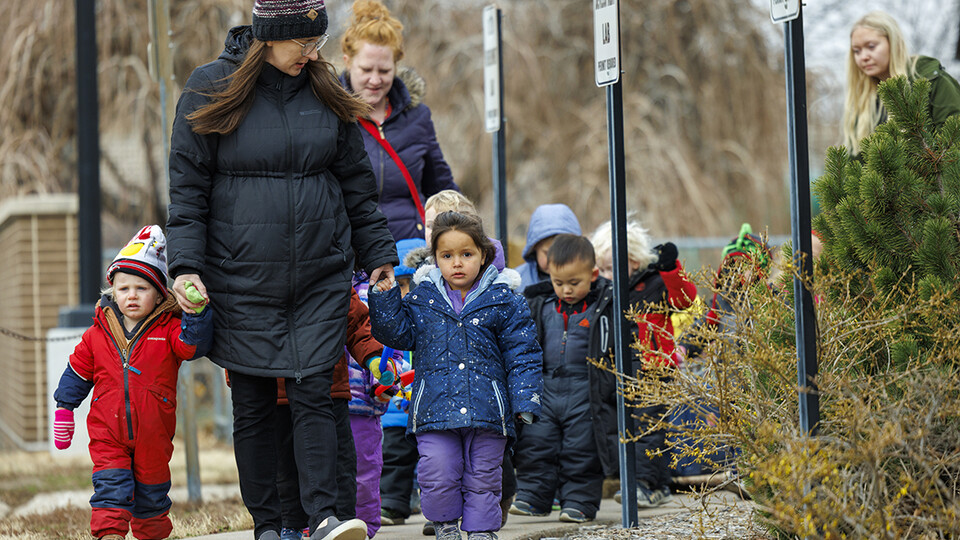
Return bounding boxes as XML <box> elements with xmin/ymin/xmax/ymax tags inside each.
<box><xmin>424</xmin><ymin>189</ymin><xmax>477</xmax><ymax>216</ymax></box>
<box><xmin>341</xmin><ymin>0</ymin><xmax>404</xmax><ymax>63</ymax></box>
<box><xmin>843</xmin><ymin>11</ymin><xmax>917</xmax><ymax>155</ymax></box>
<box><xmin>589</xmin><ymin>219</ymin><xmax>657</xmax><ymax>269</ymax></box>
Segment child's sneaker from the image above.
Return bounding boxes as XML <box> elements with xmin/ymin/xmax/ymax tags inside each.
<box><xmin>422</xmin><ymin>521</ymin><xmax>435</xmax><ymax>536</ymax></box>
<box><xmin>466</xmin><ymin>532</ymin><xmax>498</xmax><ymax>539</ymax></box>
<box><xmin>309</xmin><ymin>516</ymin><xmax>366</xmax><ymax>540</ymax></box>
<box><xmin>257</xmin><ymin>532</ymin><xmax>281</xmax><ymax>540</ymax></box>
<box><xmin>380</xmin><ymin>507</ymin><xmax>406</xmax><ymax>526</ymax></box>
<box><xmin>636</xmin><ymin>483</ymin><xmax>672</xmax><ymax>508</ymax></box>
<box><xmin>558</xmin><ymin>507</ymin><xmax>593</xmax><ymax>523</ymax></box>
<box><xmin>281</xmin><ymin>527</ymin><xmax>303</xmax><ymax>540</ymax></box>
<box><xmin>508</xmin><ymin>499</ymin><xmax>550</xmax><ymax>517</ymax></box>
<box><xmin>434</xmin><ymin>520</ymin><xmax>461</xmax><ymax>540</ymax></box>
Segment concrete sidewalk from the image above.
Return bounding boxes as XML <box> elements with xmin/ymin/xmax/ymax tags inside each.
<box><xmin>187</xmin><ymin>491</ymin><xmax>746</xmax><ymax>540</ymax></box>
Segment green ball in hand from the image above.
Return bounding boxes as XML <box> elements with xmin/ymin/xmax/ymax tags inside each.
<box><xmin>184</xmin><ymin>281</ymin><xmax>206</xmax><ymax>314</ymax></box>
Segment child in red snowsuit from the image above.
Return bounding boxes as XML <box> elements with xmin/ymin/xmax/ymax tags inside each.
<box><xmin>52</xmin><ymin>225</ymin><xmax>213</xmax><ymax>540</ymax></box>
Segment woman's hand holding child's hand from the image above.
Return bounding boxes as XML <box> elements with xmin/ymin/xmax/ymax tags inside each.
<box><xmin>369</xmin><ymin>263</ymin><xmax>396</xmax><ymax>292</ymax></box>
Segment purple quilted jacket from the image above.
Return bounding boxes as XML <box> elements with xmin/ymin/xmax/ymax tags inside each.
<box><xmin>340</xmin><ymin>68</ymin><xmax>459</xmax><ymax>241</ymax></box>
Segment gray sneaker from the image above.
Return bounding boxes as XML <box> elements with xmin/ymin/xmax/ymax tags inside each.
<box><xmin>309</xmin><ymin>516</ymin><xmax>366</xmax><ymax>540</ymax></box>
<box><xmin>258</xmin><ymin>532</ymin><xmax>281</xmax><ymax>540</ymax></box>
<box><xmin>636</xmin><ymin>483</ymin><xmax>672</xmax><ymax>508</ymax></box>
<box><xmin>466</xmin><ymin>532</ymin><xmax>498</xmax><ymax>540</ymax></box>
<box><xmin>434</xmin><ymin>520</ymin><xmax>461</xmax><ymax>540</ymax></box>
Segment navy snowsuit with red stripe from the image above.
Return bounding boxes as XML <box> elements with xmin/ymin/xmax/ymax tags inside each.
<box><xmin>54</xmin><ymin>294</ymin><xmax>212</xmax><ymax>539</ymax></box>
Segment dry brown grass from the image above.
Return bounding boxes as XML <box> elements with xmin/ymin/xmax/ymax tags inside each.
<box><xmin>0</xmin><ymin>435</ymin><xmax>244</xmax><ymax>540</ymax></box>
<box><xmin>0</xmin><ymin>498</ymin><xmax>251</xmax><ymax>540</ymax></box>
<box><xmin>2</xmin><ymin>0</ymin><xmax>806</xmax><ymax>248</ymax></box>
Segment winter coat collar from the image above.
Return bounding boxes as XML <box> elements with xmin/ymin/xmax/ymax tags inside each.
<box><xmin>96</xmin><ymin>292</ymin><xmax>180</xmax><ymax>354</ymax></box>
<box><xmin>257</xmin><ymin>62</ymin><xmax>309</xmax><ymax>96</ymax></box>
<box><xmin>413</xmin><ymin>264</ymin><xmax>522</xmax><ymax>311</ymax></box>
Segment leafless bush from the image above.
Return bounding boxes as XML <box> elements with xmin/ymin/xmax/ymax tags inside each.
<box><xmin>605</xmin><ymin>260</ymin><xmax>960</xmax><ymax>538</ymax></box>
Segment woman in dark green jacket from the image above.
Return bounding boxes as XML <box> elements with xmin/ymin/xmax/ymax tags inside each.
<box><xmin>843</xmin><ymin>10</ymin><xmax>960</xmax><ymax>156</ymax></box>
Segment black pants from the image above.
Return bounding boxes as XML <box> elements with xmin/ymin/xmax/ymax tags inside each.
<box><xmin>379</xmin><ymin>426</ymin><xmax>418</xmax><ymax>517</ymax></box>
<box><xmin>276</xmin><ymin>399</ymin><xmax>356</xmax><ymax>530</ymax></box>
<box><xmin>513</xmin><ymin>373</ymin><xmax>603</xmax><ymax>517</ymax></box>
<box><xmin>501</xmin><ymin>446</ymin><xmax>516</xmax><ymax>502</ymax></box>
<box><xmin>230</xmin><ymin>368</ymin><xmax>338</xmax><ymax>538</ymax></box>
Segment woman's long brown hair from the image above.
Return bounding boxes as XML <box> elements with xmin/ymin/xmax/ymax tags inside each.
<box><xmin>188</xmin><ymin>39</ymin><xmax>371</xmax><ymax>135</ymax></box>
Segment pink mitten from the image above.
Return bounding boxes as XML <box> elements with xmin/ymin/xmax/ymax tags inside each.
<box><xmin>53</xmin><ymin>408</ymin><xmax>75</xmax><ymax>450</ymax></box>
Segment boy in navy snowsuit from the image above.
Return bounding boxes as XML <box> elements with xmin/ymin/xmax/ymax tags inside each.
<box><xmin>510</xmin><ymin>234</ymin><xmax>618</xmax><ymax>523</ymax></box>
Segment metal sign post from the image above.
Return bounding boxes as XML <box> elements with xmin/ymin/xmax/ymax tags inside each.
<box><xmin>595</xmin><ymin>0</ymin><xmax>637</xmax><ymax>527</ymax></box>
<box><xmin>74</xmin><ymin>0</ymin><xmax>102</xmax><ymax>306</ymax></box>
<box><xmin>776</xmin><ymin>1</ymin><xmax>819</xmax><ymax>434</ymax></box>
<box><xmin>148</xmin><ymin>0</ymin><xmax>200</xmax><ymax>504</ymax></box>
<box><xmin>483</xmin><ymin>5</ymin><xmax>507</xmax><ymax>247</ymax></box>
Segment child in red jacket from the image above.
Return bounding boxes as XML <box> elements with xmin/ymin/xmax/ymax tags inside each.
<box><xmin>52</xmin><ymin>225</ymin><xmax>213</xmax><ymax>540</ymax></box>
<box><xmin>590</xmin><ymin>219</ymin><xmax>697</xmax><ymax>509</ymax></box>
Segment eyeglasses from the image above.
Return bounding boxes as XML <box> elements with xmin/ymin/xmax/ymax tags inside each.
<box><xmin>291</xmin><ymin>34</ymin><xmax>329</xmax><ymax>56</ymax></box>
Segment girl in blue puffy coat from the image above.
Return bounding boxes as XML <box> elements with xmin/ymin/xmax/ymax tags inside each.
<box><xmin>368</xmin><ymin>211</ymin><xmax>543</xmax><ymax>540</ymax></box>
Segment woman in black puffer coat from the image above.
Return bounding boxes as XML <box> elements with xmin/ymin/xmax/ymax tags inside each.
<box><xmin>165</xmin><ymin>1</ymin><xmax>397</xmax><ymax>538</ymax></box>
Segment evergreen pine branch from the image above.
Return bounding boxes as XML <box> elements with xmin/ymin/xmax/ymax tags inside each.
<box><xmin>814</xmin><ymin>146</ymin><xmax>852</xmax><ymax>211</ymax></box>
<box><xmin>916</xmin><ymin>217</ymin><xmax>959</xmax><ymax>281</ymax></box>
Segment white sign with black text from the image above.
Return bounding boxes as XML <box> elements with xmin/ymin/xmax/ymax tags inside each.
<box><xmin>594</xmin><ymin>0</ymin><xmax>620</xmax><ymax>87</ymax></box>
<box><xmin>770</xmin><ymin>0</ymin><xmax>800</xmax><ymax>23</ymax></box>
<box><xmin>483</xmin><ymin>5</ymin><xmax>501</xmax><ymax>133</ymax></box>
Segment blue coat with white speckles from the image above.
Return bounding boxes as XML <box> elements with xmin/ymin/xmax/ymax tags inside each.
<box><xmin>368</xmin><ymin>265</ymin><xmax>543</xmax><ymax>440</ymax></box>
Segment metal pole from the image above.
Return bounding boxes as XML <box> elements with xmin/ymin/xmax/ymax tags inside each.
<box><xmin>178</xmin><ymin>364</ymin><xmax>202</xmax><ymax>503</ymax></box>
<box><xmin>607</xmin><ymin>80</ymin><xmax>638</xmax><ymax>527</ymax></box>
<box><xmin>491</xmin><ymin>8</ymin><xmax>508</xmax><ymax>247</ymax></box>
<box><xmin>784</xmin><ymin>8</ymin><xmax>819</xmax><ymax>435</ymax></box>
<box><xmin>148</xmin><ymin>0</ymin><xmax>199</xmax><ymax>503</ymax></box>
<box><xmin>147</xmin><ymin>0</ymin><xmax>176</xmax><ymax>212</ymax></box>
<box><xmin>75</xmin><ymin>0</ymin><xmax>101</xmax><ymax>305</ymax></box>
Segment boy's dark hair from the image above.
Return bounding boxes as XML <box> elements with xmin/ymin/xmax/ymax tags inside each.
<box><xmin>431</xmin><ymin>211</ymin><xmax>497</xmax><ymax>270</ymax></box>
<box><xmin>547</xmin><ymin>234</ymin><xmax>596</xmax><ymax>268</ymax></box>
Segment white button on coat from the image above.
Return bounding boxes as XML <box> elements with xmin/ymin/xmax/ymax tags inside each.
<box><xmin>460</xmin><ymin>407</ymin><xmax>467</xmax><ymax>414</ymax></box>
<box><xmin>458</xmin><ymin>363</ymin><xmax>465</xmax><ymax>370</ymax></box>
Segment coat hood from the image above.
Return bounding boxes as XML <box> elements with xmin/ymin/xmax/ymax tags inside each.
<box><xmin>413</xmin><ymin>264</ymin><xmax>521</xmax><ymax>292</ymax></box>
<box><xmin>219</xmin><ymin>25</ymin><xmax>254</xmax><ymax>65</ymax></box>
<box><xmin>522</xmin><ymin>204</ymin><xmax>582</xmax><ymax>261</ymax></box>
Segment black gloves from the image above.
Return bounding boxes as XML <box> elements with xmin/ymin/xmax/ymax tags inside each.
<box><xmin>650</xmin><ymin>242</ymin><xmax>679</xmax><ymax>272</ymax></box>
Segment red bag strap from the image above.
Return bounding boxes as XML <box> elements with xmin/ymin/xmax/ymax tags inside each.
<box><xmin>358</xmin><ymin>118</ymin><xmax>426</xmax><ymax>221</ymax></box>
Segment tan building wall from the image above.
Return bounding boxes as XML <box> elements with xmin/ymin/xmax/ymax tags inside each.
<box><xmin>0</xmin><ymin>194</ymin><xmax>78</xmax><ymax>450</ymax></box>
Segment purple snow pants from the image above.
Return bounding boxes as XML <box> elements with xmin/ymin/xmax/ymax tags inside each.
<box><xmin>350</xmin><ymin>414</ymin><xmax>383</xmax><ymax>538</ymax></box>
<box><xmin>416</xmin><ymin>428</ymin><xmax>507</xmax><ymax>533</ymax></box>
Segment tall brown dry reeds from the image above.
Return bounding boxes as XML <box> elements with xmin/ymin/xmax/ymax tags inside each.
<box><xmin>392</xmin><ymin>0</ymin><xmax>794</xmax><ymax>240</ymax></box>
<box><xmin>3</xmin><ymin>0</ymin><xmax>798</xmax><ymax>246</ymax></box>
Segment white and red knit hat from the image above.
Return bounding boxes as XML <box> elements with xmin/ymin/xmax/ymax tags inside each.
<box><xmin>106</xmin><ymin>225</ymin><xmax>168</xmax><ymax>296</ymax></box>
<box><xmin>252</xmin><ymin>0</ymin><xmax>328</xmax><ymax>42</ymax></box>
